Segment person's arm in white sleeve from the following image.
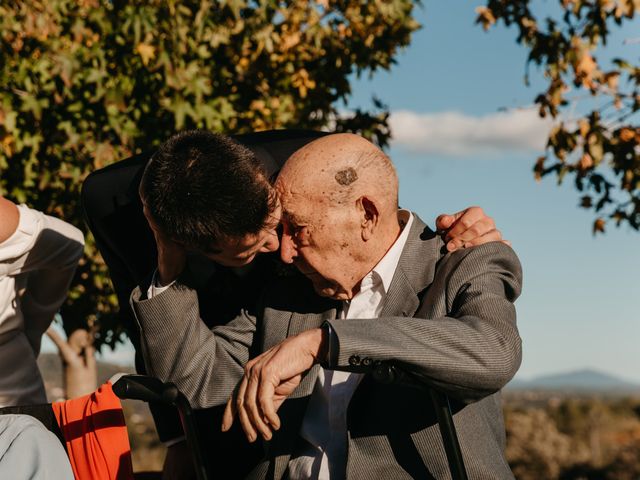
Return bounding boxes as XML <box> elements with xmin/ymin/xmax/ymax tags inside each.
<box><xmin>0</xmin><ymin>198</ymin><xmax>85</xmax><ymax>355</ymax></box>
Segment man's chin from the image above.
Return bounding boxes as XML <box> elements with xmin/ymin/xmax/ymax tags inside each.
<box><xmin>312</xmin><ymin>282</ymin><xmax>350</xmax><ymax>301</ymax></box>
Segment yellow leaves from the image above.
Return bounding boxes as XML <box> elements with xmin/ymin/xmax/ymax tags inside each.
<box><xmin>0</xmin><ymin>135</ymin><xmax>14</xmax><ymax>157</ymax></box>
<box><xmin>579</xmin><ymin>152</ymin><xmax>594</xmax><ymax>170</ymax></box>
<box><xmin>593</xmin><ymin>218</ymin><xmax>606</xmax><ymax>234</ymax></box>
<box><xmin>475</xmin><ymin>6</ymin><xmax>496</xmax><ymax>31</ymax></box>
<box><xmin>292</xmin><ymin>68</ymin><xmax>316</xmax><ymax>98</ymax></box>
<box><xmin>587</xmin><ymin>132</ymin><xmax>604</xmax><ymax>163</ymax></box>
<box><xmin>520</xmin><ymin>17</ymin><xmax>538</xmax><ymax>37</ymax></box>
<box><xmin>364</xmin><ymin>33</ymin><xmax>375</xmax><ymax>48</ymax></box>
<box><xmin>570</xmin><ymin>36</ymin><xmax>601</xmax><ymax>90</ymax></box>
<box><xmin>578</xmin><ymin>119</ymin><xmax>590</xmax><ymax>138</ymax></box>
<box><xmin>624</xmin><ymin>169</ymin><xmax>634</xmax><ymax>190</ymax></box>
<box><xmin>136</xmin><ymin>42</ymin><xmax>155</xmax><ymax>66</ymax></box>
<box><xmin>238</xmin><ymin>57</ymin><xmax>250</xmax><ymax>70</ymax></box>
<box><xmin>93</xmin><ymin>142</ymin><xmax>115</xmax><ymax>170</ymax></box>
<box><xmin>85</xmin><ymin>33</ymin><xmax>100</xmax><ymax>48</ymax></box>
<box><xmin>619</xmin><ymin>127</ymin><xmax>636</xmax><ymax>142</ymax></box>
<box><xmin>281</xmin><ymin>32</ymin><xmax>301</xmax><ymax>51</ymax></box>
<box><xmin>534</xmin><ymin>156</ymin><xmax>546</xmax><ymax>182</ymax></box>
<box><xmin>598</xmin><ymin>0</ymin><xmax>615</xmax><ymax>8</ymax></box>
<box><xmin>575</xmin><ymin>51</ymin><xmax>598</xmax><ymax>88</ymax></box>
<box><xmin>614</xmin><ymin>0</ymin><xmax>635</xmax><ymax>19</ymax></box>
<box><xmin>250</xmin><ymin>99</ymin><xmax>272</xmax><ymax>117</ymax></box>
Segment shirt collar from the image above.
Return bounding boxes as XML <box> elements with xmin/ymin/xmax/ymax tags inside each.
<box><xmin>371</xmin><ymin>210</ymin><xmax>414</xmax><ymax>294</ymax></box>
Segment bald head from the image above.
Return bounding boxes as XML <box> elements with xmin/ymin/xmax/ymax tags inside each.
<box><xmin>276</xmin><ymin>133</ymin><xmax>402</xmax><ymax>300</ymax></box>
<box><xmin>277</xmin><ymin>133</ymin><xmax>398</xmax><ymax>213</ymax></box>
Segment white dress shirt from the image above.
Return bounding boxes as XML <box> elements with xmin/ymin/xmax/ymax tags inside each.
<box><xmin>0</xmin><ymin>204</ymin><xmax>84</xmax><ymax>406</ymax></box>
<box><xmin>288</xmin><ymin>211</ymin><xmax>414</xmax><ymax>480</ymax></box>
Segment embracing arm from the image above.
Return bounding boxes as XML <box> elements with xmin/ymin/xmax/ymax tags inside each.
<box><xmin>0</xmin><ymin>199</ymin><xmax>85</xmax><ymax>355</ymax></box>
<box><xmin>436</xmin><ymin>206</ymin><xmax>510</xmax><ymax>252</ymax></box>
<box><xmin>326</xmin><ymin>242</ymin><xmax>522</xmax><ymax>402</ymax></box>
<box><xmin>131</xmin><ymin>282</ymin><xmax>256</xmax><ymax>408</ymax></box>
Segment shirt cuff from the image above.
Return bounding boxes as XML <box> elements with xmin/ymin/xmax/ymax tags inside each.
<box><xmin>147</xmin><ymin>269</ymin><xmax>175</xmax><ymax>298</ymax></box>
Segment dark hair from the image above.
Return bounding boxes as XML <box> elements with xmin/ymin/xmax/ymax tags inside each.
<box><xmin>140</xmin><ymin>130</ymin><xmax>275</xmax><ymax>252</ymax></box>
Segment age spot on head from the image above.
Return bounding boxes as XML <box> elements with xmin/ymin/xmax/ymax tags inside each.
<box><xmin>335</xmin><ymin>168</ymin><xmax>358</xmax><ymax>186</ymax></box>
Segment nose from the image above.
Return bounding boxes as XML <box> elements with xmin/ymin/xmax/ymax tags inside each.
<box><xmin>260</xmin><ymin>232</ymin><xmax>280</xmax><ymax>253</ymax></box>
<box><xmin>280</xmin><ymin>230</ymin><xmax>297</xmax><ymax>264</ymax></box>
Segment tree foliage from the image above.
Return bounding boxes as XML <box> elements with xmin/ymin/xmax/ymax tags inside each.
<box><xmin>477</xmin><ymin>0</ymin><xmax>640</xmax><ymax>234</ymax></box>
<box><xmin>0</xmin><ymin>0</ymin><xmax>419</xmax><ymax>348</ymax></box>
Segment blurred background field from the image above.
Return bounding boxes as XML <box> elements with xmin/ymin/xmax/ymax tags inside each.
<box><xmin>39</xmin><ymin>354</ymin><xmax>640</xmax><ymax>478</ymax></box>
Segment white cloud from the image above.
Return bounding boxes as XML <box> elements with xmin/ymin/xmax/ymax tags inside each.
<box><xmin>388</xmin><ymin>109</ymin><xmax>554</xmax><ymax>157</ymax></box>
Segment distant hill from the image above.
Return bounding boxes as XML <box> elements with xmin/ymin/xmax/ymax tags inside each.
<box><xmin>507</xmin><ymin>368</ymin><xmax>640</xmax><ymax>393</ymax></box>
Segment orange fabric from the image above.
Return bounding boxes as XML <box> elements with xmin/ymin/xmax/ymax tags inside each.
<box><xmin>52</xmin><ymin>381</ymin><xmax>134</xmax><ymax>480</ymax></box>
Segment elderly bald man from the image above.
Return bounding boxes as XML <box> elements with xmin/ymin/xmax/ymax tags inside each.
<box><xmin>133</xmin><ymin>133</ymin><xmax>522</xmax><ymax>479</ymax></box>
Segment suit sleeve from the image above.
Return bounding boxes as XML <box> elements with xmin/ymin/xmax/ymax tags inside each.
<box><xmin>131</xmin><ymin>281</ymin><xmax>256</xmax><ymax>408</ymax></box>
<box><xmin>325</xmin><ymin>242</ymin><xmax>522</xmax><ymax>403</ymax></box>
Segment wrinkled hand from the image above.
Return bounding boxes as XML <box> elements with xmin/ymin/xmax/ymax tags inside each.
<box><xmin>222</xmin><ymin>328</ymin><xmax>327</xmax><ymax>442</ymax></box>
<box><xmin>142</xmin><ymin>203</ymin><xmax>187</xmax><ymax>285</ymax></box>
<box><xmin>435</xmin><ymin>206</ymin><xmax>510</xmax><ymax>252</ymax></box>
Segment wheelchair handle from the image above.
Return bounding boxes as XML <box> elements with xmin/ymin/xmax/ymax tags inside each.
<box><xmin>112</xmin><ymin>374</ymin><xmax>209</xmax><ymax>480</ymax></box>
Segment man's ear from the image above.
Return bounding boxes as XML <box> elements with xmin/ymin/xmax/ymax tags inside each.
<box><xmin>357</xmin><ymin>196</ymin><xmax>379</xmax><ymax>241</ymax></box>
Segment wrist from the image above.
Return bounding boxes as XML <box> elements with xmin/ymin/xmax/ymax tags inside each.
<box><xmin>157</xmin><ymin>265</ymin><xmax>180</xmax><ymax>286</ymax></box>
<box><xmin>316</xmin><ymin>326</ymin><xmax>329</xmax><ymax>363</ymax></box>
<box><xmin>157</xmin><ymin>250</ymin><xmax>185</xmax><ymax>285</ymax></box>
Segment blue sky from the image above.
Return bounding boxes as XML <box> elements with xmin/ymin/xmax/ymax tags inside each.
<box><xmin>43</xmin><ymin>2</ymin><xmax>639</xmax><ymax>383</ymax></box>
<box><xmin>346</xmin><ymin>1</ymin><xmax>640</xmax><ymax>382</ymax></box>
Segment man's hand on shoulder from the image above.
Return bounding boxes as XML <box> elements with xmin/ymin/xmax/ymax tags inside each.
<box><xmin>221</xmin><ymin>328</ymin><xmax>327</xmax><ymax>442</ymax></box>
<box><xmin>436</xmin><ymin>206</ymin><xmax>511</xmax><ymax>252</ymax></box>
<box><xmin>142</xmin><ymin>203</ymin><xmax>186</xmax><ymax>285</ymax></box>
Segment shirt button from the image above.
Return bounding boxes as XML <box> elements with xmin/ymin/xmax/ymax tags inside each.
<box><xmin>362</xmin><ymin>357</ymin><xmax>373</xmax><ymax>367</ymax></box>
<box><xmin>348</xmin><ymin>355</ymin><xmax>361</xmax><ymax>366</ymax></box>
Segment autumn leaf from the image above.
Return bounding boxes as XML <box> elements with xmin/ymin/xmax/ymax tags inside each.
<box><xmin>136</xmin><ymin>42</ymin><xmax>155</xmax><ymax>66</ymax></box>
<box><xmin>578</xmin><ymin>119</ymin><xmax>590</xmax><ymax>138</ymax></box>
<box><xmin>575</xmin><ymin>52</ymin><xmax>597</xmax><ymax>88</ymax></box>
<box><xmin>0</xmin><ymin>135</ymin><xmax>14</xmax><ymax>157</ymax></box>
<box><xmin>619</xmin><ymin>128</ymin><xmax>636</xmax><ymax>142</ymax></box>
<box><xmin>475</xmin><ymin>6</ymin><xmax>496</xmax><ymax>31</ymax></box>
<box><xmin>593</xmin><ymin>218</ymin><xmax>606</xmax><ymax>234</ymax></box>
<box><xmin>281</xmin><ymin>32</ymin><xmax>301</xmax><ymax>51</ymax></box>
<box><xmin>579</xmin><ymin>153</ymin><xmax>594</xmax><ymax>170</ymax></box>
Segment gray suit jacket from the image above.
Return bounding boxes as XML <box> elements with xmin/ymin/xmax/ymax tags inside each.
<box><xmin>132</xmin><ymin>214</ymin><xmax>522</xmax><ymax>479</ymax></box>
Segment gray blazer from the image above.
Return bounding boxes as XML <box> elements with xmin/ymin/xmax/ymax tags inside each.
<box><xmin>132</xmin><ymin>214</ymin><xmax>522</xmax><ymax>479</ymax></box>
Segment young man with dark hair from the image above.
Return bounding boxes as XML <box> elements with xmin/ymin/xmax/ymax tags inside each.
<box><xmin>140</xmin><ymin>130</ymin><xmax>279</xmax><ymax>260</ymax></box>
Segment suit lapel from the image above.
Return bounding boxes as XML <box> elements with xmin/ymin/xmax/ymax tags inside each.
<box><xmin>379</xmin><ymin>214</ymin><xmax>443</xmax><ymax>319</ymax></box>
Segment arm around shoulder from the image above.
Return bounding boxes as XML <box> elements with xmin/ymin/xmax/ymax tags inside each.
<box><xmin>326</xmin><ymin>242</ymin><xmax>523</xmax><ymax>402</ymax></box>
